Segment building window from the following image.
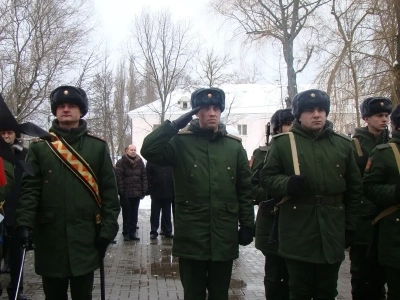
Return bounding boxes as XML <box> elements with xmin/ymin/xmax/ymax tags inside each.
<box><xmin>153</xmin><ymin>124</ymin><xmax>160</xmax><ymax>130</ymax></box>
<box><xmin>237</xmin><ymin>124</ymin><xmax>247</xmax><ymax>135</ymax></box>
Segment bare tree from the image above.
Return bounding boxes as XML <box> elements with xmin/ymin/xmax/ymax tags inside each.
<box><xmin>315</xmin><ymin>0</ymin><xmax>373</xmax><ymax>127</ymax></box>
<box><xmin>113</xmin><ymin>61</ymin><xmax>133</xmax><ymax>155</ymax></box>
<box><xmin>128</xmin><ymin>9</ymin><xmax>198</xmax><ymax>122</ymax></box>
<box><xmin>211</xmin><ymin>0</ymin><xmax>328</xmax><ymax>107</ymax></box>
<box><xmin>0</xmin><ymin>0</ymin><xmax>94</xmax><ymax>123</ymax></box>
<box><xmin>229</xmin><ymin>60</ymin><xmax>262</xmax><ymax>84</ymax></box>
<box><xmin>87</xmin><ymin>53</ymin><xmax>116</xmax><ymax>159</ymax></box>
<box><xmin>194</xmin><ymin>49</ymin><xmax>233</xmax><ymax>87</ymax></box>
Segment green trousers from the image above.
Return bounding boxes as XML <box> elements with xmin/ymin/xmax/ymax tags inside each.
<box><xmin>42</xmin><ymin>271</ymin><xmax>94</xmax><ymax>300</ymax></box>
<box><xmin>264</xmin><ymin>253</ymin><xmax>289</xmax><ymax>300</ymax></box>
<box><xmin>285</xmin><ymin>258</ymin><xmax>341</xmax><ymax>300</ymax></box>
<box><xmin>349</xmin><ymin>245</ymin><xmax>386</xmax><ymax>299</ymax></box>
<box><xmin>386</xmin><ymin>267</ymin><xmax>400</xmax><ymax>300</ymax></box>
<box><xmin>178</xmin><ymin>258</ymin><xmax>233</xmax><ymax>300</ymax></box>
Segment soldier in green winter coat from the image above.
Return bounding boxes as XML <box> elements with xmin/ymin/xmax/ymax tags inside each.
<box><xmin>350</xmin><ymin>97</ymin><xmax>392</xmax><ymax>300</ymax></box>
<box><xmin>260</xmin><ymin>89</ymin><xmax>362</xmax><ymax>300</ymax></box>
<box><xmin>141</xmin><ymin>87</ymin><xmax>255</xmax><ymax>300</ymax></box>
<box><xmin>252</xmin><ymin>109</ymin><xmax>294</xmax><ymax>300</ymax></box>
<box><xmin>363</xmin><ymin>104</ymin><xmax>400</xmax><ymax>300</ymax></box>
<box><xmin>15</xmin><ymin>86</ymin><xmax>120</xmax><ymax>300</ymax></box>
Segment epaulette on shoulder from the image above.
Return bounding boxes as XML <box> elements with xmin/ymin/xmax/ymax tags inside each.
<box><xmin>258</xmin><ymin>145</ymin><xmax>269</xmax><ymax>152</ymax></box>
<box><xmin>177</xmin><ymin>129</ymin><xmax>194</xmax><ymax>135</ymax></box>
<box><xmin>87</xmin><ymin>132</ymin><xmax>106</xmax><ymax>142</ymax></box>
<box><xmin>225</xmin><ymin>134</ymin><xmax>242</xmax><ymax>142</ymax></box>
<box><xmin>272</xmin><ymin>132</ymin><xmax>289</xmax><ymax>139</ymax></box>
<box><xmin>333</xmin><ymin>132</ymin><xmax>352</xmax><ymax>141</ymax></box>
<box><xmin>376</xmin><ymin>143</ymin><xmax>391</xmax><ymax>150</ymax></box>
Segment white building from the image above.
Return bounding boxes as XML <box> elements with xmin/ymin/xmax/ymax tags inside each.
<box><xmin>128</xmin><ymin>83</ymin><xmax>358</xmax><ymax>159</ymax></box>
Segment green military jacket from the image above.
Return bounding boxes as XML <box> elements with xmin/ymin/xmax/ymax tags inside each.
<box><xmin>352</xmin><ymin>127</ymin><xmax>386</xmax><ymax>245</ymax></box>
<box><xmin>0</xmin><ymin>159</ymin><xmax>14</xmax><ymax>202</ymax></box>
<box><xmin>260</xmin><ymin>121</ymin><xmax>362</xmax><ymax>264</ymax></box>
<box><xmin>363</xmin><ymin>130</ymin><xmax>400</xmax><ymax>270</ymax></box>
<box><xmin>141</xmin><ymin>120</ymin><xmax>254</xmax><ymax>261</ymax></box>
<box><xmin>251</xmin><ymin>145</ymin><xmax>278</xmax><ymax>255</ymax></box>
<box><xmin>16</xmin><ymin>120</ymin><xmax>120</xmax><ymax>277</ymax></box>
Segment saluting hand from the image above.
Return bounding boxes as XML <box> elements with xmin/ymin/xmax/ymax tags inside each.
<box><xmin>170</xmin><ymin>107</ymin><xmax>201</xmax><ymax>130</ymax></box>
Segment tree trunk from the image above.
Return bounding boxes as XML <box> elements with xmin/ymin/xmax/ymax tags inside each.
<box><xmin>393</xmin><ymin>0</ymin><xmax>400</xmax><ymax>105</ymax></box>
<box><xmin>283</xmin><ymin>41</ymin><xmax>298</xmax><ymax>108</ymax></box>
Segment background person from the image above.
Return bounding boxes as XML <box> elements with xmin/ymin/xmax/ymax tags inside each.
<box><xmin>350</xmin><ymin>97</ymin><xmax>392</xmax><ymax>300</ymax></box>
<box><xmin>253</xmin><ymin>108</ymin><xmax>294</xmax><ymax>300</ymax></box>
<box><xmin>146</xmin><ymin>161</ymin><xmax>174</xmax><ymax>239</ymax></box>
<box><xmin>116</xmin><ymin>145</ymin><xmax>148</xmax><ymax>241</ymax></box>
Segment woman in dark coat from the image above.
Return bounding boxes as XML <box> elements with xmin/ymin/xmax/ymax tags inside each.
<box><xmin>116</xmin><ymin>145</ymin><xmax>148</xmax><ymax>241</ymax></box>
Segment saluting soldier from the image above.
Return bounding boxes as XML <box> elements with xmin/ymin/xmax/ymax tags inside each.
<box><xmin>363</xmin><ymin>103</ymin><xmax>400</xmax><ymax>300</ymax></box>
<box><xmin>252</xmin><ymin>109</ymin><xmax>294</xmax><ymax>300</ymax></box>
<box><xmin>350</xmin><ymin>97</ymin><xmax>392</xmax><ymax>300</ymax></box>
<box><xmin>260</xmin><ymin>89</ymin><xmax>362</xmax><ymax>300</ymax></box>
<box><xmin>15</xmin><ymin>86</ymin><xmax>120</xmax><ymax>300</ymax></box>
<box><xmin>141</xmin><ymin>87</ymin><xmax>254</xmax><ymax>300</ymax></box>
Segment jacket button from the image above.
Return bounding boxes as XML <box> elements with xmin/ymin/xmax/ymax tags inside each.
<box><xmin>194</xmin><ymin>164</ymin><xmax>197</xmax><ymax>167</ymax></box>
<box><xmin>191</xmin><ymin>174</ymin><xmax>193</xmax><ymax>177</ymax></box>
<box><xmin>293</xmin><ymin>206</ymin><xmax>297</xmax><ymax>209</ymax></box>
<box><xmin>336</xmin><ymin>164</ymin><xmax>339</xmax><ymax>167</ymax></box>
<box><xmin>44</xmin><ymin>180</ymin><xmax>48</xmax><ymax>183</ymax></box>
<box><xmin>361</xmin><ymin>201</ymin><xmax>363</xmax><ymax>204</ymax></box>
<box><xmin>396</xmin><ymin>218</ymin><xmax>399</xmax><ymax>222</ymax></box>
<box><xmin>227</xmin><ymin>167</ymin><xmax>230</xmax><ymax>170</ymax></box>
<box><xmin>48</xmin><ymin>170</ymin><xmax>52</xmax><ymax>173</ymax></box>
<box><xmin>185</xmin><ymin>201</ymin><xmax>188</xmax><ymax>203</ymax></box>
<box><xmin>339</xmin><ymin>175</ymin><xmax>342</xmax><ymax>177</ymax></box>
<box><xmin>231</xmin><ymin>176</ymin><xmax>234</xmax><ymax>180</ymax></box>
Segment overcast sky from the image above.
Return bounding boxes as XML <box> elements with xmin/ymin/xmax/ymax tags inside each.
<box><xmin>93</xmin><ymin>0</ymin><xmax>316</xmax><ymax>89</ymax></box>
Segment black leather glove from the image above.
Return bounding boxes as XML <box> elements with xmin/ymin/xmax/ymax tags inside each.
<box><xmin>345</xmin><ymin>230</ymin><xmax>354</xmax><ymax>249</ymax></box>
<box><xmin>287</xmin><ymin>175</ymin><xmax>306</xmax><ymax>196</ymax></box>
<box><xmin>18</xmin><ymin>226</ymin><xmax>32</xmax><ymax>250</ymax></box>
<box><xmin>170</xmin><ymin>107</ymin><xmax>201</xmax><ymax>130</ymax></box>
<box><xmin>238</xmin><ymin>225</ymin><xmax>254</xmax><ymax>246</ymax></box>
<box><xmin>97</xmin><ymin>237</ymin><xmax>110</xmax><ymax>259</ymax></box>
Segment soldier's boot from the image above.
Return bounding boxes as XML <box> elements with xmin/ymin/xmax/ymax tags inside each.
<box><xmin>277</xmin><ymin>278</ymin><xmax>290</xmax><ymax>300</ymax></box>
<box><xmin>8</xmin><ymin>293</ymin><xmax>30</xmax><ymax>300</ymax></box>
<box><xmin>265</xmin><ymin>278</ymin><xmax>289</xmax><ymax>300</ymax></box>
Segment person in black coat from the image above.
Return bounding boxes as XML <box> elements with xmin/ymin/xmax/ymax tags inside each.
<box><xmin>115</xmin><ymin>145</ymin><xmax>148</xmax><ymax>241</ymax></box>
<box><xmin>0</xmin><ymin>129</ymin><xmax>29</xmax><ymax>300</ymax></box>
<box><xmin>146</xmin><ymin>161</ymin><xmax>174</xmax><ymax>239</ymax></box>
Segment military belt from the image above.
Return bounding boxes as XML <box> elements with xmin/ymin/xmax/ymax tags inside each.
<box><xmin>292</xmin><ymin>195</ymin><xmax>343</xmax><ymax>206</ymax></box>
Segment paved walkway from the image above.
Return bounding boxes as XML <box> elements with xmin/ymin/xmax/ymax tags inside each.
<box><xmin>0</xmin><ymin>210</ymin><xmax>352</xmax><ymax>299</ymax></box>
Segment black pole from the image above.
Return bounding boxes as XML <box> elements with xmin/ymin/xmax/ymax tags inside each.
<box><xmin>95</xmin><ymin>214</ymin><xmax>106</xmax><ymax>300</ymax></box>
